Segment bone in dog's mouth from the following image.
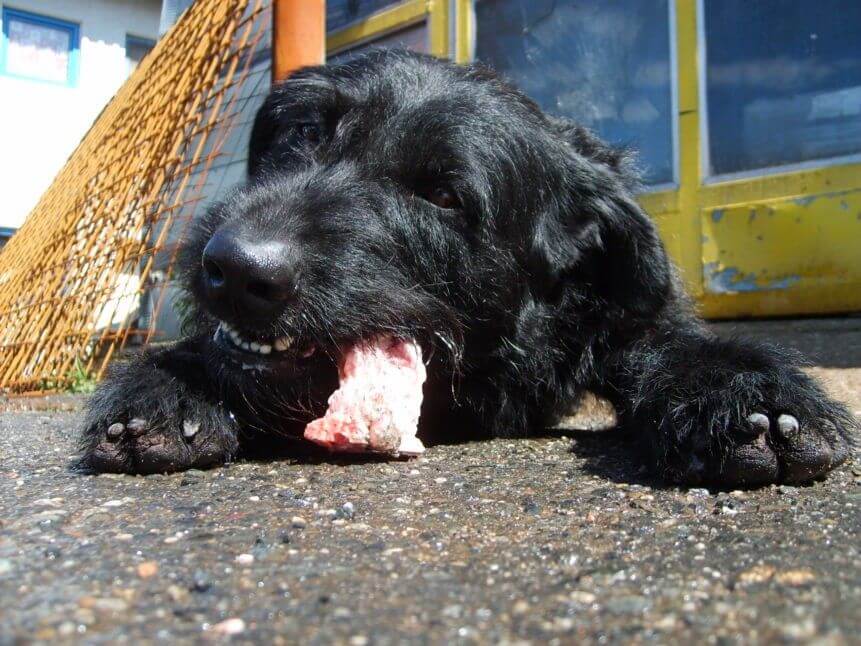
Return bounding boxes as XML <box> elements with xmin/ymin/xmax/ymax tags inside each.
<box><xmin>215</xmin><ymin>321</ymin><xmax>426</xmax><ymax>457</ymax></box>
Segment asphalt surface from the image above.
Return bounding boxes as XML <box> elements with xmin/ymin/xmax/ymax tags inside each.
<box><xmin>2</xmin><ymin>318</ymin><xmax>860</xmax><ymax>644</ymax></box>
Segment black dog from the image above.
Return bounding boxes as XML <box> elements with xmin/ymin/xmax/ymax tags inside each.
<box><xmin>79</xmin><ymin>51</ymin><xmax>853</xmax><ymax>486</ymax></box>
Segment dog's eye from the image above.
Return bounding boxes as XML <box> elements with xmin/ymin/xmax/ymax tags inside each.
<box><xmin>296</xmin><ymin>123</ymin><xmax>321</xmax><ymax>145</ymax></box>
<box><xmin>424</xmin><ymin>186</ymin><xmax>460</xmax><ymax>210</ymax></box>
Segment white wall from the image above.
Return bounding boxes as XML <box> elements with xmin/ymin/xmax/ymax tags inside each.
<box><xmin>0</xmin><ymin>0</ymin><xmax>161</xmax><ymax>230</ymax></box>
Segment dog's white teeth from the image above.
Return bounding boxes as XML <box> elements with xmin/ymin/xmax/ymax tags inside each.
<box><xmin>219</xmin><ymin>322</ymin><xmax>288</xmax><ymax>355</ymax></box>
<box><xmin>273</xmin><ymin>336</ymin><xmax>293</xmax><ymax>352</ymax></box>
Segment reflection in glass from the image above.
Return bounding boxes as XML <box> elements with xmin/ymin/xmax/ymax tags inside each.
<box><xmin>704</xmin><ymin>0</ymin><xmax>861</xmax><ymax>176</ymax></box>
<box><xmin>5</xmin><ymin>16</ymin><xmax>73</xmax><ymax>83</ymax></box>
<box><xmin>474</xmin><ymin>0</ymin><xmax>675</xmax><ymax>186</ymax></box>
<box><xmin>329</xmin><ymin>22</ymin><xmax>428</xmax><ymax>62</ymax></box>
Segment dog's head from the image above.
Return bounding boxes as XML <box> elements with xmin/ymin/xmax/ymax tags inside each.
<box><xmin>181</xmin><ymin>50</ymin><xmax>668</xmax><ymax>389</ymax></box>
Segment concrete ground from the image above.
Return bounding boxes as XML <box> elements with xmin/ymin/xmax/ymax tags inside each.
<box><xmin>1</xmin><ymin>318</ymin><xmax>860</xmax><ymax>644</ymax></box>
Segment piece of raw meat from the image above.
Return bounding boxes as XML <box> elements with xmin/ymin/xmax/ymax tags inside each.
<box><xmin>303</xmin><ymin>336</ymin><xmax>426</xmax><ymax>456</ymax></box>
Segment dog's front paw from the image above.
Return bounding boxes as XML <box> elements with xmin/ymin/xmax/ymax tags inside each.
<box><xmin>78</xmin><ymin>357</ymin><xmax>239</xmax><ymax>474</ymax></box>
<box><xmin>674</xmin><ymin>404</ymin><xmax>853</xmax><ymax>487</ymax></box>
<box><xmin>81</xmin><ymin>410</ymin><xmax>237</xmax><ymax>474</ymax></box>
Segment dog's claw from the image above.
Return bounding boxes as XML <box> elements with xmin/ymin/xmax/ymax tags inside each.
<box><xmin>126</xmin><ymin>418</ymin><xmax>148</xmax><ymax>436</ymax></box>
<box><xmin>745</xmin><ymin>412</ymin><xmax>770</xmax><ymax>435</ymax></box>
<box><xmin>775</xmin><ymin>414</ymin><xmax>800</xmax><ymax>439</ymax></box>
<box><xmin>182</xmin><ymin>420</ymin><xmax>200</xmax><ymax>440</ymax></box>
<box><xmin>106</xmin><ymin>422</ymin><xmax>125</xmax><ymax>440</ymax></box>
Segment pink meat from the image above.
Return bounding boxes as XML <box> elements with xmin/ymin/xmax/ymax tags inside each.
<box><xmin>303</xmin><ymin>336</ymin><xmax>426</xmax><ymax>456</ymax></box>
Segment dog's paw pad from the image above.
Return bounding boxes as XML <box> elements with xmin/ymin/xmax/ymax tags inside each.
<box><xmin>719</xmin><ymin>412</ymin><xmax>847</xmax><ymax>486</ymax></box>
<box><xmin>773</xmin><ymin>416</ymin><xmax>836</xmax><ymax>484</ymax></box>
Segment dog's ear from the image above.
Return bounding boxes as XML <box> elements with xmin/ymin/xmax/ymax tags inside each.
<box><xmin>248</xmin><ymin>85</ymin><xmax>285</xmax><ymax>178</ymax></box>
<box><xmin>531</xmin><ymin>118</ymin><xmax>671</xmax><ymax>317</ymax></box>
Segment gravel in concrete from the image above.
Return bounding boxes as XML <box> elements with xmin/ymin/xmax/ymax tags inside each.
<box><xmin>1</xmin><ymin>408</ymin><xmax>859</xmax><ymax>644</ymax></box>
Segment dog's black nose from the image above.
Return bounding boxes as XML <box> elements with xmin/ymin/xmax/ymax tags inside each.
<box><xmin>201</xmin><ymin>230</ymin><xmax>298</xmax><ymax>319</ymax></box>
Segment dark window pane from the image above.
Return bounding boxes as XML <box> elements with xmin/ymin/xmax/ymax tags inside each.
<box><xmin>126</xmin><ymin>36</ymin><xmax>156</xmax><ymax>73</ymax></box>
<box><xmin>327</xmin><ymin>1</ymin><xmax>402</xmax><ymax>32</ymax></box>
<box><xmin>474</xmin><ymin>0</ymin><xmax>675</xmax><ymax>186</ymax></box>
<box><xmin>329</xmin><ymin>22</ymin><xmax>428</xmax><ymax>61</ymax></box>
<box><xmin>704</xmin><ymin>0</ymin><xmax>861</xmax><ymax>176</ymax></box>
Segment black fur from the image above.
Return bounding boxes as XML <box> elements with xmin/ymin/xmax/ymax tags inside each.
<box><xmin>79</xmin><ymin>51</ymin><xmax>854</xmax><ymax>485</ymax></box>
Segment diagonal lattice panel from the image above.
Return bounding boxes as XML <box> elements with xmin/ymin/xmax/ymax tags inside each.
<box><xmin>0</xmin><ymin>0</ymin><xmax>271</xmax><ymax>393</ymax></box>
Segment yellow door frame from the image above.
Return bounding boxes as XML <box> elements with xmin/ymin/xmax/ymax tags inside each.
<box><xmin>327</xmin><ymin>0</ymin><xmax>861</xmax><ymax>319</ymax></box>
<box><xmin>327</xmin><ymin>0</ymin><xmax>451</xmax><ymax>58</ymax></box>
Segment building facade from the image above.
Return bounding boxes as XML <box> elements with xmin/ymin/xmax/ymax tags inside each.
<box><xmin>0</xmin><ymin>0</ymin><xmax>161</xmax><ymax>243</ymax></box>
<box><xmin>325</xmin><ymin>0</ymin><xmax>861</xmax><ymax>318</ymax></box>
<box><xmin>3</xmin><ymin>1</ymin><xmax>859</xmax><ymax>320</ymax></box>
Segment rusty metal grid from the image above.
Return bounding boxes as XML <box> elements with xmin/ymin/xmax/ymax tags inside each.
<box><xmin>0</xmin><ymin>0</ymin><xmax>271</xmax><ymax>394</ymax></box>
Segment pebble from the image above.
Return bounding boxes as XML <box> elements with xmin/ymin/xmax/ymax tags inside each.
<box><xmin>137</xmin><ymin>561</ymin><xmax>159</xmax><ymax>578</ymax></box>
<box><xmin>211</xmin><ymin>618</ymin><xmax>246</xmax><ymax>636</ymax></box>
<box><xmin>191</xmin><ymin>571</ymin><xmax>212</xmax><ymax>593</ymax></box>
<box><xmin>606</xmin><ymin>595</ymin><xmax>650</xmax><ymax>614</ymax></box>
<box><xmin>291</xmin><ymin>516</ymin><xmax>307</xmax><ymax>529</ymax></box>
<box><xmin>92</xmin><ymin>597</ymin><xmax>129</xmax><ymax>613</ymax></box>
<box><xmin>775</xmin><ymin>568</ymin><xmax>816</xmax><ymax>586</ymax></box>
<box><xmin>235</xmin><ymin>553</ymin><xmax>254</xmax><ymax>566</ymax></box>
<box><xmin>736</xmin><ymin>565</ymin><xmax>775</xmax><ymax>586</ymax></box>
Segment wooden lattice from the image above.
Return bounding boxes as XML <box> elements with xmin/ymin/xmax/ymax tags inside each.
<box><xmin>0</xmin><ymin>0</ymin><xmax>270</xmax><ymax>393</ymax></box>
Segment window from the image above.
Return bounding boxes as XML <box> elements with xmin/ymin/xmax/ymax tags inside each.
<box><xmin>0</xmin><ymin>7</ymin><xmax>79</xmax><ymax>85</ymax></box>
<box><xmin>126</xmin><ymin>35</ymin><xmax>156</xmax><ymax>74</ymax></box>
<box><xmin>330</xmin><ymin>22</ymin><xmax>429</xmax><ymax>61</ymax></box>
<box><xmin>327</xmin><ymin>0</ymin><xmax>402</xmax><ymax>32</ymax></box>
<box><xmin>474</xmin><ymin>0</ymin><xmax>677</xmax><ymax>187</ymax></box>
<box><xmin>702</xmin><ymin>0</ymin><xmax>861</xmax><ymax>178</ymax></box>
<box><xmin>0</xmin><ymin>227</ymin><xmax>15</xmax><ymax>249</ymax></box>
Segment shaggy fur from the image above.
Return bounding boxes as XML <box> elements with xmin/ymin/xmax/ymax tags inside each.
<box><xmin>79</xmin><ymin>51</ymin><xmax>854</xmax><ymax>486</ymax></box>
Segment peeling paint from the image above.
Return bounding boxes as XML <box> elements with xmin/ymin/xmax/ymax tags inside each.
<box><xmin>704</xmin><ymin>263</ymin><xmax>801</xmax><ymax>294</ymax></box>
<box><xmin>700</xmin><ymin>185</ymin><xmax>861</xmax><ymax>303</ymax></box>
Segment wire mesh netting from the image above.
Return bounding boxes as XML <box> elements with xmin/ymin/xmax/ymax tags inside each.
<box><xmin>0</xmin><ymin>0</ymin><xmax>272</xmax><ymax>393</ymax></box>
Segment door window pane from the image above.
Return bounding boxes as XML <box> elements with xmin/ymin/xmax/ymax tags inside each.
<box><xmin>474</xmin><ymin>0</ymin><xmax>675</xmax><ymax>186</ymax></box>
<box><xmin>330</xmin><ymin>22</ymin><xmax>429</xmax><ymax>62</ymax></box>
<box><xmin>1</xmin><ymin>9</ymin><xmax>79</xmax><ymax>85</ymax></box>
<box><xmin>704</xmin><ymin>0</ymin><xmax>861</xmax><ymax>176</ymax></box>
<box><xmin>328</xmin><ymin>1</ymin><xmax>402</xmax><ymax>32</ymax></box>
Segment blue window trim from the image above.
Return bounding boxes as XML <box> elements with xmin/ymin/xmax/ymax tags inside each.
<box><xmin>0</xmin><ymin>7</ymin><xmax>80</xmax><ymax>87</ymax></box>
<box><xmin>0</xmin><ymin>226</ymin><xmax>16</xmax><ymax>239</ymax></box>
<box><xmin>125</xmin><ymin>34</ymin><xmax>156</xmax><ymax>54</ymax></box>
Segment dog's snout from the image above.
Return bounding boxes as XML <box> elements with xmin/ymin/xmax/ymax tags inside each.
<box><xmin>201</xmin><ymin>230</ymin><xmax>298</xmax><ymax>319</ymax></box>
